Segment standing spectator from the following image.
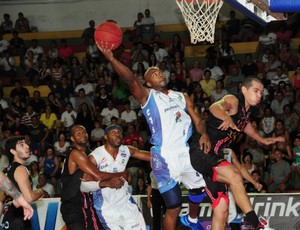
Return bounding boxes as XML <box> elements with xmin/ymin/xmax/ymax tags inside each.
<box><xmin>141</xmin><ymin>9</ymin><xmax>155</xmax><ymax>38</ymax></box>
<box><xmin>14</xmin><ymin>12</ymin><xmax>30</xmax><ymax>33</ymax></box>
<box><xmin>268</xmin><ymin>148</ymin><xmax>291</xmax><ymax>193</ymax></box>
<box><xmin>81</xmin><ymin>20</ymin><xmax>95</xmax><ymax>45</ymax></box>
<box><xmin>225</xmin><ymin>10</ymin><xmax>240</xmax><ymax>42</ymax></box>
<box><xmin>0</xmin><ymin>13</ymin><xmax>13</xmax><ymax>34</ymax></box>
<box><xmin>85</xmin><ymin>38</ymin><xmax>100</xmax><ymax>65</ymax></box>
<box><xmin>134</xmin><ymin>12</ymin><xmax>144</xmax><ymax>37</ymax></box>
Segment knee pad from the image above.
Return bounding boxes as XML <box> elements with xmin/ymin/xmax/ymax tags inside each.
<box><xmin>161</xmin><ymin>184</ymin><xmax>182</xmax><ymax>209</ymax></box>
<box><xmin>188</xmin><ymin>187</ymin><xmax>206</xmax><ymax>204</ymax></box>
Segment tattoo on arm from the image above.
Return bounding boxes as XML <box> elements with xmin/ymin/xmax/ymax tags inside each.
<box><xmin>0</xmin><ymin>173</ymin><xmax>21</xmax><ymax>199</ymax></box>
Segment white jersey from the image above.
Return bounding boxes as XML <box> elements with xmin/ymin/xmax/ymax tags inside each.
<box><xmin>142</xmin><ymin>89</ymin><xmax>192</xmax><ymax>149</ymax></box>
<box><xmin>90</xmin><ymin>145</ymin><xmax>146</xmax><ymax>229</ymax></box>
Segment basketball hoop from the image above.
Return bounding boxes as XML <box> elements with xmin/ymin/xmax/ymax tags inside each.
<box><xmin>176</xmin><ymin>0</ymin><xmax>223</xmax><ymax>44</ymax></box>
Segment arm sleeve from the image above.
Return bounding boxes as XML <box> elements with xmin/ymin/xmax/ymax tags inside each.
<box><xmin>80</xmin><ymin>181</ymin><xmax>100</xmax><ymax>192</ymax></box>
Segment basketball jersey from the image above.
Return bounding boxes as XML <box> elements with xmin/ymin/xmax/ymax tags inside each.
<box><xmin>206</xmin><ymin>94</ymin><xmax>251</xmax><ymax>157</ymax></box>
<box><xmin>142</xmin><ymin>89</ymin><xmax>192</xmax><ymax>149</ymax></box>
<box><xmin>90</xmin><ymin>145</ymin><xmax>133</xmax><ymax>209</ymax></box>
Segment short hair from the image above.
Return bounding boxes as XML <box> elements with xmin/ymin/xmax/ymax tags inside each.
<box><xmin>242</xmin><ymin>151</ymin><xmax>253</xmax><ymax>163</ymax></box>
<box><xmin>241</xmin><ymin>76</ymin><xmax>262</xmax><ymax>89</ymax></box>
<box><xmin>251</xmin><ymin>170</ymin><xmax>260</xmax><ymax>176</ymax></box>
<box><xmin>5</xmin><ymin>136</ymin><xmax>25</xmax><ymax>162</ymax></box>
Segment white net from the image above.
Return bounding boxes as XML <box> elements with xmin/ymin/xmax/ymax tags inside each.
<box><xmin>176</xmin><ymin>0</ymin><xmax>223</xmax><ymax>44</ymax></box>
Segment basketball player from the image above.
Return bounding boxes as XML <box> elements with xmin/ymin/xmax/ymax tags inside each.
<box><xmin>189</xmin><ymin>76</ymin><xmax>283</xmax><ymax>230</ymax></box>
<box><xmin>60</xmin><ymin>125</ymin><xmax>126</xmax><ymax>230</ymax></box>
<box><xmin>99</xmin><ymin>46</ymin><xmax>210</xmax><ymax>230</ymax></box>
<box><xmin>81</xmin><ymin>124</ymin><xmax>150</xmax><ymax>229</ymax></box>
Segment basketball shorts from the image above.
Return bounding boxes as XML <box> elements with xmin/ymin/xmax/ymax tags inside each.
<box><xmin>151</xmin><ymin>146</ymin><xmax>206</xmax><ymax>194</ymax></box>
<box><xmin>204</xmin><ymin>175</ymin><xmax>228</xmax><ymax>209</ymax></box>
<box><xmin>2</xmin><ymin>205</ymin><xmax>31</xmax><ymax>230</ymax></box>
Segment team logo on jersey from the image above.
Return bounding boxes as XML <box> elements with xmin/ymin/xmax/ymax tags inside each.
<box><xmin>101</xmin><ymin>157</ymin><xmax>107</xmax><ymax>164</ymax></box>
<box><xmin>175</xmin><ymin>111</ymin><xmax>181</xmax><ymax>123</ymax></box>
<box><xmin>100</xmin><ymin>163</ymin><xmax>108</xmax><ymax>170</ymax></box>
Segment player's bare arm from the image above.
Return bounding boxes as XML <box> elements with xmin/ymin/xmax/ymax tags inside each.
<box><xmin>14</xmin><ymin>166</ymin><xmax>45</xmax><ymax>202</ymax></box>
<box><xmin>209</xmin><ymin>95</ymin><xmax>240</xmax><ymax>131</ymax></box>
<box><xmin>99</xmin><ymin>46</ymin><xmax>149</xmax><ymax>105</ymax></box>
<box><xmin>70</xmin><ymin>149</ymin><xmax>125</xmax><ymax>183</ymax></box>
<box><xmin>0</xmin><ymin>172</ymin><xmax>22</xmax><ymax>200</ymax></box>
<box><xmin>184</xmin><ymin>93</ymin><xmax>211</xmax><ymax>153</ymax></box>
<box><xmin>129</xmin><ymin>146</ymin><xmax>151</xmax><ymax>162</ymax></box>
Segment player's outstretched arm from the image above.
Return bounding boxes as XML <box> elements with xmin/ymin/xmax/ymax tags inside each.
<box><xmin>99</xmin><ymin>46</ymin><xmax>149</xmax><ymax>105</ymax></box>
<box><xmin>129</xmin><ymin>146</ymin><xmax>151</xmax><ymax>162</ymax></box>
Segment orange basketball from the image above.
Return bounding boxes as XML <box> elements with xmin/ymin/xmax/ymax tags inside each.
<box><xmin>94</xmin><ymin>21</ymin><xmax>123</xmax><ymax>50</ymax></box>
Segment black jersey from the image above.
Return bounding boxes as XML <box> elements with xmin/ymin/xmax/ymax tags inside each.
<box><xmin>206</xmin><ymin>94</ymin><xmax>252</xmax><ymax>157</ymax></box>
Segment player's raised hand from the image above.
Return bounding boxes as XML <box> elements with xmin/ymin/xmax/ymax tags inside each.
<box><xmin>98</xmin><ymin>42</ymin><xmax>114</xmax><ymax>61</ymax></box>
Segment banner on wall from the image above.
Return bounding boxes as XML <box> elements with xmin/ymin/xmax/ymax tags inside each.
<box><xmin>2</xmin><ymin>194</ymin><xmax>298</xmax><ymax>230</ymax></box>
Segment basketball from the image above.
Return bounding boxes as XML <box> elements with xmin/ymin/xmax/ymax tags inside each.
<box><xmin>94</xmin><ymin>21</ymin><xmax>123</xmax><ymax>50</ymax></box>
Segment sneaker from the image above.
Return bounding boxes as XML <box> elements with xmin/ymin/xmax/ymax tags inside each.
<box><xmin>256</xmin><ymin>216</ymin><xmax>274</xmax><ymax>230</ymax></box>
<box><xmin>231</xmin><ymin>213</ymin><xmax>244</xmax><ymax>224</ymax></box>
<box><xmin>180</xmin><ymin>214</ymin><xmax>204</xmax><ymax>230</ymax></box>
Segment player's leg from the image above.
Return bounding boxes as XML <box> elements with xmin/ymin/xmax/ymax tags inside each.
<box><xmin>160</xmin><ymin>184</ymin><xmax>182</xmax><ymax>230</ymax></box>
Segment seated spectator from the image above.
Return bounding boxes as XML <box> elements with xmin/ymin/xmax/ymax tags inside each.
<box><xmin>40</xmin><ymin>105</ymin><xmax>57</xmax><ymax>144</ymax></box>
<box><xmin>130</xmin><ymin>42</ymin><xmax>149</xmax><ymax>65</ymax></box>
<box><xmin>29</xmin><ymin>90</ymin><xmax>46</xmax><ymax>114</ymax></box>
<box><xmin>75</xmin><ymin>102</ymin><xmax>94</xmax><ymax>135</ymax></box>
<box><xmin>141</xmin><ymin>9</ymin><xmax>155</xmax><ymax>39</ymax></box>
<box><xmin>189</xmin><ymin>60</ymin><xmax>203</xmax><ymax>83</ymax></box>
<box><xmin>120</xmin><ymin>101</ymin><xmax>137</xmax><ymax>128</ymax></box>
<box><xmin>291</xmin><ymin>134</ymin><xmax>300</xmax><ymax>188</ymax></box>
<box><xmin>189</xmin><ymin>84</ymin><xmax>208</xmax><ymax>112</ymax></box>
<box><xmin>152</xmin><ymin>41</ymin><xmax>168</xmax><ymax>64</ymax></box>
<box><xmin>256</xmin><ymin>26</ymin><xmax>277</xmax><ymax>61</ymax></box>
<box><xmin>272</xmin><ymin>119</ymin><xmax>291</xmax><ymax>146</ymax></box>
<box><xmin>112</xmin><ymin>79</ymin><xmax>129</xmax><ymax>106</ymax></box>
<box><xmin>0</xmin><ymin>149</ymin><xmax>9</xmax><ymax>173</ymax></box>
<box><xmin>9</xmin><ymin>80</ymin><xmax>29</xmax><ymax>104</ymax></box>
<box><xmin>245</xmin><ymin>170</ymin><xmax>268</xmax><ymax>193</ymax></box>
<box><xmin>51</xmin><ymin>60</ymin><xmax>64</xmax><ymax>82</ymax></box>
<box><xmin>38</xmin><ymin>60</ymin><xmax>51</xmax><ymax>85</ymax></box>
<box><xmin>69</xmin><ymin>56</ymin><xmax>82</xmax><ymax>80</ymax></box>
<box><xmin>167</xmin><ymin>71</ymin><xmax>186</xmax><ymax>92</ymax></box>
<box><xmin>210</xmin><ymin>80</ymin><xmax>228</xmax><ymax>103</ymax></box>
<box><xmin>242</xmin><ymin>152</ymin><xmax>257</xmax><ymax>185</ymax></box>
<box><xmin>282</xmin><ymin>104</ymin><xmax>299</xmax><ymax>140</ymax></box>
<box><xmin>90</xmin><ymin>120</ymin><xmax>105</xmax><ymax>149</ymax></box>
<box><xmin>148</xmin><ymin>52</ymin><xmax>158</xmax><ymax>67</ymax></box>
<box><xmin>131</xmin><ymin>51</ymin><xmax>149</xmax><ymax>71</ymax></box>
<box><xmin>58</xmin><ymin>38</ymin><xmax>73</xmax><ymax>66</ymax></box>
<box><xmin>205</xmin><ymin>58</ymin><xmax>224</xmax><ymax>81</ymax></box>
<box><xmin>60</xmin><ymin>102</ymin><xmax>77</xmax><ymax>135</ymax></box>
<box><xmin>269</xmin><ymin>66</ymin><xmax>290</xmax><ymax>92</ymax></box>
<box><xmin>0</xmin><ymin>51</ymin><xmax>17</xmax><ymax>83</ymax></box>
<box><xmin>260</xmin><ymin>106</ymin><xmax>276</xmax><ymax>137</ymax></box>
<box><xmin>46</xmin><ymin>92</ymin><xmax>63</xmax><ymax>117</ymax></box>
<box><xmin>29</xmin><ymin>161</ymin><xmax>40</xmax><ymax>188</ymax></box>
<box><xmin>54</xmin><ymin>132</ymin><xmax>70</xmax><ymax>163</ymax></box>
<box><xmin>10</xmin><ymin>94</ymin><xmax>26</xmax><ymax>117</ymax></box>
<box><xmin>0</xmin><ymin>13</ymin><xmax>13</xmax><ymax>34</ymax></box>
<box><xmin>278</xmin><ymin>41</ymin><xmax>294</xmax><ymax>71</ymax></box>
<box><xmin>268</xmin><ymin>148</ymin><xmax>291</xmax><ymax>193</ymax></box>
<box><xmin>0</xmin><ymin>33</ymin><xmax>10</xmax><ymax>54</ymax></box>
<box><xmin>26</xmin><ymin>39</ymin><xmax>44</xmax><ymax>63</ymax></box>
<box><xmin>28</xmin><ymin>114</ymin><xmax>49</xmax><ymax>153</ymax></box>
<box><xmin>270</xmin><ymin>91</ymin><xmax>289</xmax><ymax>118</ymax></box>
<box><xmin>241</xmin><ymin>53</ymin><xmax>258</xmax><ymax>77</ymax></box>
<box><xmin>39</xmin><ymin>146</ymin><xmax>60</xmax><ymax>191</ymax></box>
<box><xmin>173</xmin><ymin>60</ymin><xmax>186</xmax><ymax>83</ymax></box>
<box><xmin>85</xmin><ymin>37</ymin><xmax>101</xmax><ymax>65</ymax></box>
<box><xmin>24</xmin><ymin>134</ymin><xmax>40</xmax><ymax>164</ymax></box>
<box><xmin>47</xmin><ymin>39</ymin><xmax>59</xmax><ymax>64</ymax></box>
<box><xmin>100</xmin><ymin>99</ymin><xmax>119</xmax><ymax>127</ymax></box>
<box><xmin>81</xmin><ymin>20</ymin><xmax>95</xmax><ymax>45</ymax></box>
<box><xmin>10</xmin><ymin>115</ymin><xmax>27</xmax><ymax>136</ymax></box>
<box><xmin>73</xmin><ymin>88</ymin><xmax>95</xmax><ymax>115</ymax></box>
<box><xmin>14</xmin><ymin>12</ymin><xmax>30</xmax><ymax>33</ymax></box>
<box><xmin>133</xmin><ymin>177</ymin><xmax>147</xmax><ymax>195</ymax></box>
<box><xmin>224</xmin><ymin>65</ymin><xmax>245</xmax><ymax>94</ymax></box>
<box><xmin>33</xmin><ymin>174</ymin><xmax>55</xmax><ymax>198</ymax></box>
<box><xmin>200</xmin><ymin>69</ymin><xmax>216</xmax><ymax>96</ymax></box>
<box><xmin>24</xmin><ymin>50</ymin><xmax>39</xmax><ymax>82</ymax></box>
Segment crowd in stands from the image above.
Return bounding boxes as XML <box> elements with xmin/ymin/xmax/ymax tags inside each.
<box><xmin>0</xmin><ymin>9</ymin><xmax>300</xmax><ymax>197</ymax></box>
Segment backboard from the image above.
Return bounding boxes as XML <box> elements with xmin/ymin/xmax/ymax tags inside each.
<box><xmin>224</xmin><ymin>0</ymin><xmax>287</xmax><ymax>26</ymax></box>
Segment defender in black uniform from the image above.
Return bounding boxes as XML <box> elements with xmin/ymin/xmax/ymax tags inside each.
<box><xmin>190</xmin><ymin>77</ymin><xmax>284</xmax><ymax>229</ymax></box>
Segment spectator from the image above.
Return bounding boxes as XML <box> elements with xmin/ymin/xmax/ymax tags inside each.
<box><xmin>14</xmin><ymin>12</ymin><xmax>30</xmax><ymax>33</ymax></box>
<box><xmin>134</xmin><ymin>12</ymin><xmax>144</xmax><ymax>37</ymax></box>
<box><xmin>245</xmin><ymin>170</ymin><xmax>267</xmax><ymax>193</ymax></box>
<box><xmin>40</xmin><ymin>105</ymin><xmax>57</xmax><ymax>144</ymax></box>
<box><xmin>152</xmin><ymin>41</ymin><xmax>168</xmax><ymax>64</ymax></box>
<box><xmin>189</xmin><ymin>84</ymin><xmax>208</xmax><ymax>111</ymax></box>
<box><xmin>122</xmin><ymin>123</ymin><xmax>144</xmax><ymax>149</ymax></box>
<box><xmin>131</xmin><ymin>51</ymin><xmax>149</xmax><ymax>71</ymax></box>
<box><xmin>141</xmin><ymin>9</ymin><xmax>155</xmax><ymax>38</ymax></box>
<box><xmin>269</xmin><ymin>66</ymin><xmax>290</xmax><ymax>92</ymax></box>
<box><xmin>120</xmin><ymin>101</ymin><xmax>137</xmax><ymax>128</ymax></box>
<box><xmin>51</xmin><ymin>60</ymin><xmax>64</xmax><ymax>82</ymax></box>
<box><xmin>219</xmin><ymin>39</ymin><xmax>235</xmax><ymax>73</ymax></box>
<box><xmin>225</xmin><ymin>10</ymin><xmax>240</xmax><ymax>42</ymax></box>
<box><xmin>10</xmin><ymin>94</ymin><xmax>26</xmax><ymax>117</ymax></box>
<box><xmin>0</xmin><ymin>33</ymin><xmax>10</xmax><ymax>54</ymax></box>
<box><xmin>0</xmin><ymin>150</ymin><xmax>9</xmax><ymax>173</ymax></box>
<box><xmin>200</xmin><ymin>69</ymin><xmax>216</xmax><ymax>96</ymax></box>
<box><xmin>206</xmin><ymin>42</ymin><xmax>220</xmax><ymax>66</ymax></box>
<box><xmin>47</xmin><ymin>39</ymin><xmax>59</xmax><ymax>64</ymax></box>
<box><xmin>291</xmin><ymin>135</ymin><xmax>300</xmax><ymax>188</ymax></box>
<box><xmin>29</xmin><ymin>161</ymin><xmax>40</xmax><ymax>188</ymax></box>
<box><xmin>38</xmin><ymin>60</ymin><xmax>51</xmax><ymax>85</ymax></box>
<box><xmin>85</xmin><ymin>38</ymin><xmax>101</xmax><ymax>65</ymax></box>
<box><xmin>90</xmin><ymin>120</ymin><xmax>105</xmax><ymax>149</ymax></box>
<box><xmin>9</xmin><ymin>31</ymin><xmax>26</xmax><ymax>64</ymax></box>
<box><xmin>0</xmin><ymin>13</ymin><xmax>13</xmax><ymax>34</ymax></box>
<box><xmin>74</xmin><ymin>73</ymin><xmax>94</xmax><ymax>97</ymax></box>
<box><xmin>60</xmin><ymin>102</ymin><xmax>77</xmax><ymax>134</ymax></box>
<box><xmin>224</xmin><ymin>65</ymin><xmax>245</xmax><ymax>94</ymax></box>
<box><xmin>134</xmin><ymin>177</ymin><xmax>147</xmax><ymax>195</ymax></box>
<box><xmin>54</xmin><ymin>132</ymin><xmax>70</xmax><ymax>163</ymax></box>
<box><xmin>81</xmin><ymin>20</ymin><xmax>95</xmax><ymax>45</ymax></box>
<box><xmin>272</xmin><ymin>119</ymin><xmax>291</xmax><ymax>147</ymax></box>
<box><xmin>100</xmin><ymin>99</ymin><xmax>119</xmax><ymax>127</ymax></box>
<box><xmin>26</xmin><ymin>39</ymin><xmax>44</xmax><ymax>63</ymax></box>
<box><xmin>24</xmin><ymin>134</ymin><xmax>40</xmax><ymax>166</ymax></box>
<box><xmin>270</xmin><ymin>91</ymin><xmax>289</xmax><ymax>118</ymax></box>
<box><xmin>55</xmin><ymin>75</ymin><xmax>74</xmax><ymax>104</ymax></box>
<box><xmin>33</xmin><ymin>174</ymin><xmax>55</xmax><ymax>198</ymax></box>
<box><xmin>239</xmin><ymin>17</ymin><xmax>257</xmax><ymax>42</ymax></box>
<box><xmin>168</xmin><ymin>34</ymin><xmax>184</xmax><ymax>62</ymax></box>
<box><xmin>268</xmin><ymin>148</ymin><xmax>291</xmax><ymax>193</ymax></box>
<box><xmin>29</xmin><ymin>90</ymin><xmax>46</xmax><ymax>114</ymax></box>
<box><xmin>242</xmin><ymin>152</ymin><xmax>257</xmax><ymax>185</ymax></box>
<box><xmin>210</xmin><ymin>80</ymin><xmax>228</xmax><ymax>103</ymax></box>
<box><xmin>282</xmin><ymin>104</ymin><xmax>299</xmax><ymax>140</ymax></box>
<box><xmin>0</xmin><ymin>51</ymin><xmax>17</xmax><ymax>83</ymax></box>
<box><xmin>241</xmin><ymin>53</ymin><xmax>258</xmax><ymax>77</ymax></box>
<box><xmin>167</xmin><ymin>71</ymin><xmax>186</xmax><ymax>92</ymax></box>
<box><xmin>205</xmin><ymin>58</ymin><xmax>224</xmax><ymax>81</ymax></box>
<box><xmin>189</xmin><ymin>60</ymin><xmax>204</xmax><ymax>83</ymax></box>
<box><xmin>24</xmin><ymin>50</ymin><xmax>39</xmax><ymax>82</ymax></box>
<box><xmin>75</xmin><ymin>102</ymin><xmax>94</xmax><ymax>137</ymax></box>
<box><xmin>278</xmin><ymin>41</ymin><xmax>294</xmax><ymax>71</ymax></box>
<box><xmin>256</xmin><ymin>26</ymin><xmax>277</xmax><ymax>61</ymax></box>
<box><xmin>160</xmin><ymin>60</ymin><xmax>170</xmax><ymax>83</ymax></box>
<box><xmin>10</xmin><ymin>115</ymin><xmax>27</xmax><ymax>136</ymax></box>
<box><xmin>73</xmin><ymin>88</ymin><xmax>96</xmax><ymax>115</ymax></box>
<box><xmin>260</xmin><ymin>106</ymin><xmax>276</xmax><ymax>137</ymax></box>
<box><xmin>291</xmin><ymin>65</ymin><xmax>300</xmax><ymax>102</ymax></box>
<box><xmin>46</xmin><ymin>92</ymin><xmax>63</xmax><ymax>117</ymax></box>
<box><xmin>69</xmin><ymin>56</ymin><xmax>81</xmax><ymax>80</ymax></box>
<box><xmin>58</xmin><ymin>39</ymin><xmax>73</xmax><ymax>66</ymax></box>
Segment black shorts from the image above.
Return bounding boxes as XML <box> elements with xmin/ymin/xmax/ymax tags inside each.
<box><xmin>61</xmin><ymin>192</ymin><xmax>103</xmax><ymax>230</ymax></box>
<box><xmin>204</xmin><ymin>176</ymin><xmax>228</xmax><ymax>209</ymax></box>
<box><xmin>2</xmin><ymin>205</ymin><xmax>31</xmax><ymax>230</ymax></box>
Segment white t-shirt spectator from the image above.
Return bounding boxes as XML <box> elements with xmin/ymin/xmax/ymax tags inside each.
<box><xmin>61</xmin><ymin>110</ymin><xmax>77</xmax><ymax>128</ymax></box>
